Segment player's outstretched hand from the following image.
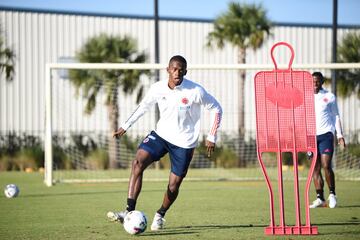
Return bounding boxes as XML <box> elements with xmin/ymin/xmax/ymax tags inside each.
<box><xmin>113</xmin><ymin>128</ymin><xmax>126</xmax><ymax>138</ymax></box>
<box><xmin>206</xmin><ymin>140</ymin><xmax>215</xmax><ymax>158</ymax></box>
<box><xmin>338</xmin><ymin>137</ymin><xmax>346</xmax><ymax>150</ymax></box>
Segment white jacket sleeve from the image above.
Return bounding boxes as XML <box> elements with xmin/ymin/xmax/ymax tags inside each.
<box><xmin>335</xmin><ymin>115</ymin><xmax>344</xmax><ymax>138</ymax></box>
<box><xmin>121</xmin><ymin>86</ymin><xmax>157</xmax><ymax>131</ymax></box>
<box><xmin>330</xmin><ymin>96</ymin><xmax>344</xmax><ymax>138</ymax></box>
<box><xmin>199</xmin><ymin>87</ymin><xmax>223</xmax><ymax>143</ymax></box>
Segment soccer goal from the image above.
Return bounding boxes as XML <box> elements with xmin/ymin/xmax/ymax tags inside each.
<box><xmin>44</xmin><ymin>62</ymin><xmax>360</xmax><ymax>186</ymax></box>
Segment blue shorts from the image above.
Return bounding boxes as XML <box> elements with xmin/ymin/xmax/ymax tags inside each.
<box><xmin>317</xmin><ymin>132</ymin><xmax>334</xmax><ymax>156</ymax></box>
<box><xmin>139</xmin><ymin>131</ymin><xmax>195</xmax><ymax>177</ymax></box>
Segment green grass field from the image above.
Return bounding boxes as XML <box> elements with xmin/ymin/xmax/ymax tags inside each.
<box><xmin>0</xmin><ymin>171</ymin><xmax>359</xmax><ymax>239</ymax></box>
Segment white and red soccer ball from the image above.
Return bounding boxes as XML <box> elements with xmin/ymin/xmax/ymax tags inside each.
<box><xmin>123</xmin><ymin>210</ymin><xmax>147</xmax><ymax>235</ymax></box>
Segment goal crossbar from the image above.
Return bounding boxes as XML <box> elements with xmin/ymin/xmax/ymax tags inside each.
<box><xmin>46</xmin><ymin>62</ymin><xmax>360</xmax><ymax>70</ymax></box>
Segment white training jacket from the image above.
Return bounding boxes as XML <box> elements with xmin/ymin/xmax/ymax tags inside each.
<box><xmin>315</xmin><ymin>88</ymin><xmax>343</xmax><ymax>138</ymax></box>
<box><xmin>121</xmin><ymin>78</ymin><xmax>223</xmax><ymax>148</ymax></box>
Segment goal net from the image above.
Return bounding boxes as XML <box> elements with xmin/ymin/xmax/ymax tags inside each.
<box><xmin>44</xmin><ymin>63</ymin><xmax>360</xmax><ymax>186</ymax></box>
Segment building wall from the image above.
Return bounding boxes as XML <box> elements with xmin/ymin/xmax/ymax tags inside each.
<box><xmin>0</xmin><ymin>9</ymin><xmax>359</xmax><ymax>140</ymax></box>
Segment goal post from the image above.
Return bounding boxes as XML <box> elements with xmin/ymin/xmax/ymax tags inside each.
<box><xmin>44</xmin><ymin>62</ymin><xmax>360</xmax><ymax>186</ymax></box>
<box><xmin>44</xmin><ymin>64</ymin><xmax>53</xmax><ymax>186</ymax></box>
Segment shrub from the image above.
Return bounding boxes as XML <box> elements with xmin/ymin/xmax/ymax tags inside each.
<box><xmin>0</xmin><ymin>155</ymin><xmax>12</xmax><ymax>171</ymax></box>
<box><xmin>13</xmin><ymin>147</ymin><xmax>44</xmax><ymax>171</ymax></box>
<box><xmin>214</xmin><ymin>147</ymin><xmax>238</xmax><ymax>168</ymax></box>
<box><xmin>347</xmin><ymin>143</ymin><xmax>360</xmax><ymax>157</ymax></box>
<box><xmin>0</xmin><ymin>133</ymin><xmax>44</xmax><ymax>171</ymax></box>
<box><xmin>85</xmin><ymin>149</ymin><xmax>109</xmax><ymax>169</ymax></box>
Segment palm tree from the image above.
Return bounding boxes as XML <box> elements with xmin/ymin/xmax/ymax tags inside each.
<box><xmin>0</xmin><ymin>26</ymin><xmax>15</xmax><ymax>81</ymax></box>
<box><xmin>207</xmin><ymin>2</ymin><xmax>271</xmax><ymax>166</ymax></box>
<box><xmin>69</xmin><ymin>34</ymin><xmax>148</xmax><ymax>168</ymax></box>
<box><xmin>337</xmin><ymin>32</ymin><xmax>360</xmax><ymax>98</ymax></box>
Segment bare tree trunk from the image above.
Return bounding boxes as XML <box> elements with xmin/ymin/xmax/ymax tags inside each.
<box><xmin>238</xmin><ymin>47</ymin><xmax>246</xmax><ymax>167</ymax></box>
<box><xmin>108</xmin><ymin>93</ymin><xmax>120</xmax><ymax>169</ymax></box>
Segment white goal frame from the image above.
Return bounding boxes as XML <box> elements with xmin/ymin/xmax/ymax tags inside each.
<box><xmin>44</xmin><ymin>62</ymin><xmax>360</xmax><ymax>186</ymax></box>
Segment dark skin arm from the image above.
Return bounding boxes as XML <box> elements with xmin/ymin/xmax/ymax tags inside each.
<box><xmin>206</xmin><ymin>140</ymin><xmax>215</xmax><ymax>157</ymax></box>
<box><xmin>338</xmin><ymin>137</ymin><xmax>346</xmax><ymax>150</ymax></box>
<box><xmin>113</xmin><ymin>127</ymin><xmax>126</xmax><ymax>138</ymax></box>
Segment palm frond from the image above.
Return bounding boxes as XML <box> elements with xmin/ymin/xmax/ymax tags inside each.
<box><xmin>336</xmin><ymin>32</ymin><xmax>360</xmax><ymax>98</ymax></box>
<box><xmin>207</xmin><ymin>1</ymin><xmax>272</xmax><ymax>50</ymax></box>
<box><xmin>0</xmin><ymin>28</ymin><xmax>15</xmax><ymax>81</ymax></box>
<box><xmin>68</xmin><ymin>34</ymin><xmax>149</xmax><ymax>115</ymax></box>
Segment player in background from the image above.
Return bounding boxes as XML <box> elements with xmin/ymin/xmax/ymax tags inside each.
<box><xmin>309</xmin><ymin>72</ymin><xmax>346</xmax><ymax>208</ymax></box>
<box><xmin>107</xmin><ymin>55</ymin><xmax>223</xmax><ymax>230</ymax></box>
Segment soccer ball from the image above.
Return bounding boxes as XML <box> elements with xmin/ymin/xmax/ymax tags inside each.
<box><xmin>4</xmin><ymin>184</ymin><xmax>20</xmax><ymax>198</ymax></box>
<box><xmin>123</xmin><ymin>210</ymin><xmax>147</xmax><ymax>235</ymax></box>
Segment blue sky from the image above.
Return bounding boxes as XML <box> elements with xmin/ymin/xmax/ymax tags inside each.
<box><xmin>0</xmin><ymin>0</ymin><xmax>359</xmax><ymax>25</ymax></box>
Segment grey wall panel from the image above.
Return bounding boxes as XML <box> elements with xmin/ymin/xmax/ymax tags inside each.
<box><xmin>0</xmin><ymin>10</ymin><xmax>359</xmax><ymax>140</ymax></box>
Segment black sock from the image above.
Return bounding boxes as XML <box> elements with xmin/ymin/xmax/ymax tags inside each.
<box><xmin>157</xmin><ymin>205</ymin><xmax>167</xmax><ymax>217</ymax></box>
<box><xmin>316</xmin><ymin>189</ymin><xmax>325</xmax><ymax>201</ymax></box>
<box><xmin>126</xmin><ymin>198</ymin><xmax>136</xmax><ymax>212</ymax></box>
<box><xmin>329</xmin><ymin>187</ymin><xmax>336</xmax><ymax>195</ymax></box>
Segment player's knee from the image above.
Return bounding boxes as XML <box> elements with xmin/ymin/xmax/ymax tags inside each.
<box><xmin>167</xmin><ymin>181</ymin><xmax>176</xmax><ymax>191</ymax></box>
<box><xmin>168</xmin><ymin>177</ymin><xmax>182</xmax><ymax>192</ymax></box>
<box><xmin>322</xmin><ymin>163</ymin><xmax>332</xmax><ymax>172</ymax></box>
<box><xmin>131</xmin><ymin>159</ymin><xmax>144</xmax><ymax>172</ymax></box>
<box><xmin>312</xmin><ymin>174</ymin><xmax>321</xmax><ymax>181</ymax></box>
<box><xmin>313</xmin><ymin>167</ymin><xmax>321</xmax><ymax>175</ymax></box>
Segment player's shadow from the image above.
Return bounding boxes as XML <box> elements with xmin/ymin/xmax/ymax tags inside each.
<box><xmin>141</xmin><ymin>224</ymin><xmax>266</xmax><ymax>237</ymax></box>
<box><xmin>21</xmin><ymin>188</ymin><xmax>165</xmax><ymax>198</ymax></box>
<box><xmin>21</xmin><ymin>190</ymin><xmax>127</xmax><ymax>198</ymax></box>
<box><xmin>315</xmin><ymin>221</ymin><xmax>360</xmax><ymax>236</ymax></box>
<box><xmin>174</xmin><ymin>224</ymin><xmax>267</xmax><ymax>230</ymax></box>
<box><xmin>141</xmin><ymin>230</ymin><xmax>197</xmax><ymax>237</ymax></box>
<box><xmin>315</xmin><ymin>221</ymin><xmax>360</xmax><ymax>226</ymax></box>
<box><xmin>336</xmin><ymin>204</ymin><xmax>360</xmax><ymax>208</ymax></box>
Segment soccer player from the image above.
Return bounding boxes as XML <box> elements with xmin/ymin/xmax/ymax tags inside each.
<box><xmin>309</xmin><ymin>72</ymin><xmax>346</xmax><ymax>208</ymax></box>
<box><xmin>107</xmin><ymin>55</ymin><xmax>222</xmax><ymax>230</ymax></box>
